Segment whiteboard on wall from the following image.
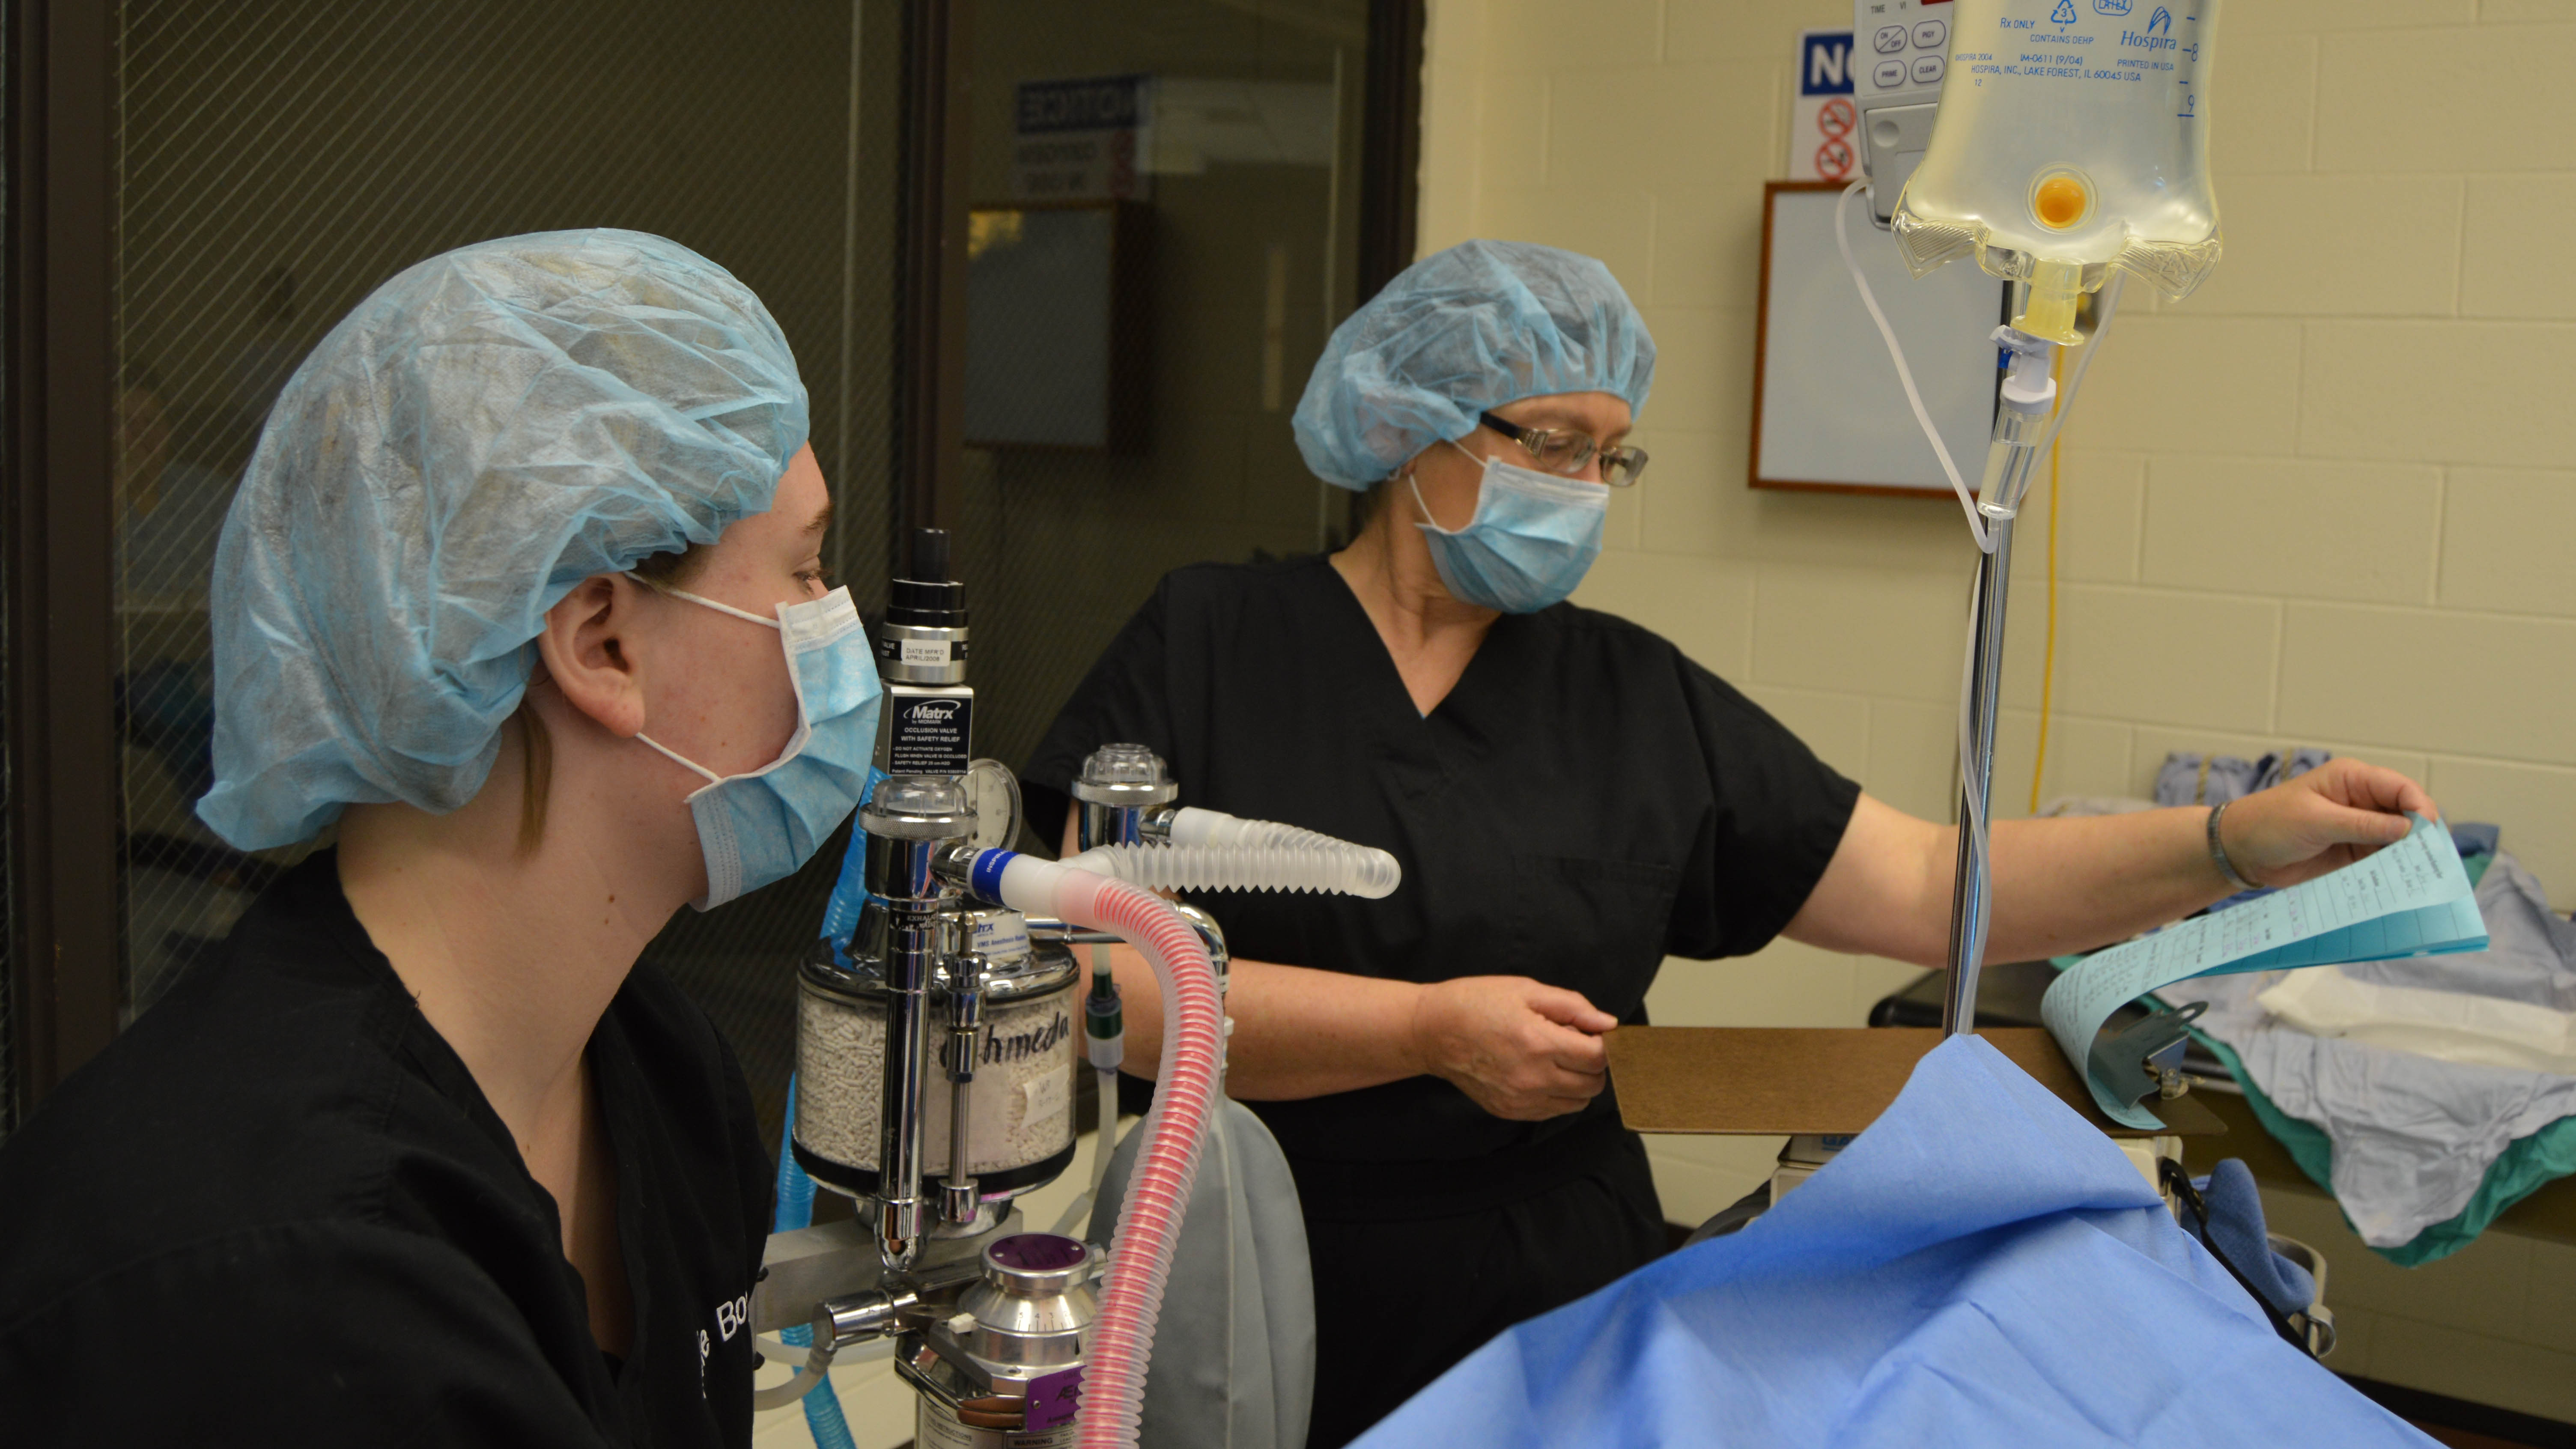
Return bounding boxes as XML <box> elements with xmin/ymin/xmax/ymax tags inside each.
<box><xmin>1751</xmin><ymin>181</ymin><xmax>2007</xmax><ymax>497</ymax></box>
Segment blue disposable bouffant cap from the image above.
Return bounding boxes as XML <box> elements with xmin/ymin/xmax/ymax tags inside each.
<box><xmin>1292</xmin><ymin>239</ymin><xmax>1655</xmax><ymax>489</ymax></box>
<box><xmin>197</xmin><ymin>228</ymin><xmax>810</xmax><ymax>850</ymax></box>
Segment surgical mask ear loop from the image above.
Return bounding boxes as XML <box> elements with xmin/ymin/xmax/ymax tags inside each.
<box><xmin>625</xmin><ymin>570</ymin><xmax>787</xmax><ymax>629</ymax></box>
<box><xmin>634</xmin><ymin>730</ymin><xmax>725</xmax><ymax>789</ymax></box>
<box><xmin>1409</xmin><ymin>437</ymin><xmax>1505</xmax><ymax>535</ymax></box>
<box><xmin>1408</xmin><ymin>466</ymin><xmax>1459</xmax><ymax>537</ymax></box>
<box><xmin>624</xmin><ymin>569</ymin><xmax>787</xmax><ymax>784</ymax></box>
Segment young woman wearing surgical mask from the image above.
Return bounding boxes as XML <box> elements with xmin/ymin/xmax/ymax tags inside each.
<box><xmin>338</xmin><ymin>441</ymin><xmax>858</xmax><ymax>1357</ymax></box>
<box><xmin>0</xmin><ymin>232</ymin><xmax>878</xmax><ymax>1446</ymax></box>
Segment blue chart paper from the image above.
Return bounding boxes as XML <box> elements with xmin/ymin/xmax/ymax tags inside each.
<box><xmin>2042</xmin><ymin>815</ymin><xmax>2488</xmax><ymax>1129</ymax></box>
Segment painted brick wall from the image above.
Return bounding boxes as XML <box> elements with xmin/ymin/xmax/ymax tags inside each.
<box><xmin>1416</xmin><ymin>0</ymin><xmax>2576</xmax><ymax>1414</ymax></box>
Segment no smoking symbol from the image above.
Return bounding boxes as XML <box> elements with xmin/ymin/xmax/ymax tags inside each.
<box><xmin>1812</xmin><ymin>97</ymin><xmax>1857</xmax><ymax>179</ymax></box>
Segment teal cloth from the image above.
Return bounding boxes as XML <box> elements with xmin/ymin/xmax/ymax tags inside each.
<box><xmin>2191</xmin><ymin>1028</ymin><xmax>2576</xmax><ymax>1267</ymax></box>
<box><xmin>2051</xmin><ymin>944</ymin><xmax>2576</xmax><ymax>1267</ymax></box>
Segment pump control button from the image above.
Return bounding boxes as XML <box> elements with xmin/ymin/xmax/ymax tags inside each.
<box><xmin>1872</xmin><ymin>58</ymin><xmax>1907</xmax><ymax>87</ymax></box>
<box><xmin>1875</xmin><ymin>25</ymin><xmax>1908</xmax><ymax>53</ymax></box>
<box><xmin>1914</xmin><ymin>18</ymin><xmax>1947</xmax><ymax>48</ymax></box>
<box><xmin>1910</xmin><ymin>54</ymin><xmax>1945</xmax><ymax>84</ymax></box>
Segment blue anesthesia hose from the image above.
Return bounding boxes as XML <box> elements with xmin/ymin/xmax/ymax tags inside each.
<box><xmin>817</xmin><ymin>769</ymin><xmax>891</xmax><ymax>963</ymax></box>
<box><xmin>772</xmin><ymin>1081</ymin><xmax>856</xmax><ymax>1449</ymax></box>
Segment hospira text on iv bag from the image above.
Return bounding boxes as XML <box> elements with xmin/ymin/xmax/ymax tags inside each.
<box><xmin>1893</xmin><ymin>0</ymin><xmax>2222</xmax><ymax>342</ymax></box>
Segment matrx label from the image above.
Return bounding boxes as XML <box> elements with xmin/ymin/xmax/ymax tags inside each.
<box><xmin>888</xmin><ymin>694</ymin><xmax>973</xmax><ymax>775</ymax></box>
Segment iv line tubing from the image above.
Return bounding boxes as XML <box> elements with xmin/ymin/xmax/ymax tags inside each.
<box><xmin>2036</xmin><ymin>271</ymin><xmax>2124</xmax><ymax>455</ymax></box>
<box><xmin>2032</xmin><ymin>349</ymin><xmax>2065</xmax><ymax>816</ymax></box>
<box><xmin>1835</xmin><ymin>179</ymin><xmax>2127</xmax><ymax>559</ymax></box>
<box><xmin>2025</xmin><ymin>271</ymin><xmax>2124</xmax><ymax>815</ymax></box>
<box><xmin>1834</xmin><ymin>185</ymin><xmax>2125</xmax><ymax>1031</ymax></box>
<box><xmin>1837</xmin><ymin>179</ymin><xmax>1988</xmax><ymax>550</ymax></box>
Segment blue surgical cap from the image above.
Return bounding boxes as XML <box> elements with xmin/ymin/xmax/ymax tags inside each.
<box><xmin>197</xmin><ymin>229</ymin><xmax>811</xmax><ymax>851</ymax></box>
<box><xmin>1292</xmin><ymin>239</ymin><xmax>1655</xmax><ymax>489</ymax></box>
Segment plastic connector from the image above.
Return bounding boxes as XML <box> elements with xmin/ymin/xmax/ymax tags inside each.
<box><xmin>1086</xmin><ymin>966</ymin><xmax>1125</xmax><ymax>1072</ymax></box>
<box><xmin>2013</xmin><ymin>257</ymin><xmax>2084</xmax><ymax>344</ymax></box>
<box><xmin>1992</xmin><ymin>325</ymin><xmax>2060</xmax><ymax>416</ymax></box>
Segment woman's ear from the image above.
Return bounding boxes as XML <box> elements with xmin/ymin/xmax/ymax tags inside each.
<box><xmin>534</xmin><ymin>575</ymin><xmax>650</xmax><ymax>739</ymax></box>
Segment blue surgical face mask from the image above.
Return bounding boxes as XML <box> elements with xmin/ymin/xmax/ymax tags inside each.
<box><xmin>1410</xmin><ymin>441</ymin><xmax>1609</xmax><ymax>614</ymax></box>
<box><xmin>629</xmin><ymin>577</ymin><xmax>883</xmax><ymax>909</ymax></box>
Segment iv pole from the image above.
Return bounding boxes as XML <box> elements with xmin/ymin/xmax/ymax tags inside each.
<box><xmin>1938</xmin><ymin>325</ymin><xmax>2060</xmax><ymax>1037</ymax></box>
<box><xmin>1939</xmin><ymin>507</ymin><xmax>2017</xmax><ymax>1035</ymax></box>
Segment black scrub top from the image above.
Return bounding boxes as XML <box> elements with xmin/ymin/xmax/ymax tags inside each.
<box><xmin>0</xmin><ymin>851</ymin><xmax>774</xmax><ymax>1446</ymax></box>
<box><xmin>1024</xmin><ymin>556</ymin><xmax>1861</xmax><ymax>1221</ymax></box>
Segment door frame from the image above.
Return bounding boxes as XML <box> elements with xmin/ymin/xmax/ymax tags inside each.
<box><xmin>5</xmin><ymin>0</ymin><xmax>121</xmax><ymax>1125</ymax></box>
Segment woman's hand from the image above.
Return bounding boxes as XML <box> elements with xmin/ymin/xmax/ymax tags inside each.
<box><xmin>2219</xmin><ymin>757</ymin><xmax>2440</xmax><ymax>889</ymax></box>
<box><xmin>1408</xmin><ymin>976</ymin><xmax>1619</xmax><ymax>1121</ymax></box>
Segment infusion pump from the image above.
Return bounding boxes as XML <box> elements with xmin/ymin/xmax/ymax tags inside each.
<box><xmin>1853</xmin><ymin>0</ymin><xmax>1953</xmax><ymax>226</ymax></box>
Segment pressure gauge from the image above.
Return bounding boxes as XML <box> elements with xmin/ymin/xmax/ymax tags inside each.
<box><xmin>963</xmin><ymin>758</ymin><xmax>1024</xmax><ymax>853</ymax></box>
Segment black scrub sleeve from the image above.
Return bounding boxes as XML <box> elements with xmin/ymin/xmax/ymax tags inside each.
<box><xmin>1662</xmin><ymin>653</ymin><xmax>1864</xmax><ymax>960</ymax></box>
<box><xmin>1020</xmin><ymin>578</ymin><xmax>1175</xmax><ymax>849</ymax></box>
<box><xmin>0</xmin><ymin>1222</ymin><xmax>611</xmax><ymax>1447</ymax></box>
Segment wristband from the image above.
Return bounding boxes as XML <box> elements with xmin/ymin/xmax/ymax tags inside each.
<box><xmin>2207</xmin><ymin>799</ymin><xmax>2260</xmax><ymax>892</ymax></box>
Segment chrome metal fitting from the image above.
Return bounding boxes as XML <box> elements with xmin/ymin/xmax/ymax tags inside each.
<box><xmin>815</xmin><ymin>1285</ymin><xmax>918</xmax><ymax>1351</ymax></box>
<box><xmin>1069</xmin><ymin>743</ymin><xmax>1179</xmax><ymax>807</ymax></box>
<box><xmin>862</xmin><ymin>774</ymin><xmax>977</xmax><ymax>840</ymax></box>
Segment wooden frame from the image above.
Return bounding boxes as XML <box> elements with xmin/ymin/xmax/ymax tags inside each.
<box><xmin>1356</xmin><ymin>0</ymin><xmax>1425</xmax><ymax>302</ymax></box>
<box><xmin>1748</xmin><ymin>179</ymin><xmax>2007</xmax><ymax>500</ymax></box>
<box><xmin>6</xmin><ymin>0</ymin><xmax>121</xmax><ymax>1127</ymax></box>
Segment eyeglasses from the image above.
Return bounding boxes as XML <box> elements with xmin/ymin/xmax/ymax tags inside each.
<box><xmin>1477</xmin><ymin>410</ymin><xmax>1649</xmax><ymax>487</ymax></box>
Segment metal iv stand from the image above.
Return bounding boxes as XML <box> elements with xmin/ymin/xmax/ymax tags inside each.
<box><xmin>1938</xmin><ymin>325</ymin><xmax>2059</xmax><ymax>1037</ymax></box>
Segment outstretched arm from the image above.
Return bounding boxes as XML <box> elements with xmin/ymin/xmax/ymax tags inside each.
<box><xmin>1782</xmin><ymin>758</ymin><xmax>2439</xmax><ymax>967</ymax></box>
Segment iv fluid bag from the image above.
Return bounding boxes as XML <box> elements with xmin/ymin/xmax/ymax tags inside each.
<box><xmin>1894</xmin><ymin>0</ymin><xmax>2222</xmax><ymax>328</ymax></box>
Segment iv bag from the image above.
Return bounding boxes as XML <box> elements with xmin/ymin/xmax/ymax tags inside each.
<box><xmin>1893</xmin><ymin>0</ymin><xmax>2222</xmax><ymax>340</ymax></box>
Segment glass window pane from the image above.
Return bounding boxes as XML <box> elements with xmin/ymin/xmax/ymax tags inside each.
<box><xmin>112</xmin><ymin>0</ymin><xmax>905</xmax><ymax>1142</ymax></box>
<box><xmin>957</xmin><ymin>0</ymin><xmax>1376</xmax><ymax>779</ymax></box>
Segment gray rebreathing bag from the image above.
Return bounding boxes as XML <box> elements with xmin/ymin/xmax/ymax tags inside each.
<box><xmin>1090</xmin><ymin>1097</ymin><xmax>1315</xmax><ymax>1449</ymax></box>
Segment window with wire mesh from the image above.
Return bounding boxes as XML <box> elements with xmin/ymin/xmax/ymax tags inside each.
<box><xmin>953</xmin><ymin>0</ymin><xmax>1377</xmax><ymax>792</ymax></box>
<box><xmin>112</xmin><ymin>0</ymin><xmax>904</xmax><ymax>1142</ymax></box>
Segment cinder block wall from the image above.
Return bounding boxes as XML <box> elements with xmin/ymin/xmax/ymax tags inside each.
<box><xmin>1416</xmin><ymin>1</ymin><xmax>2576</xmax><ymax>1413</ymax></box>
<box><xmin>1418</xmin><ymin>0</ymin><xmax>2576</xmax><ymax>1224</ymax></box>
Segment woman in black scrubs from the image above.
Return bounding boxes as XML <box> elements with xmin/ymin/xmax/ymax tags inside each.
<box><xmin>1023</xmin><ymin>239</ymin><xmax>2437</xmax><ymax>1446</ymax></box>
<box><xmin>0</xmin><ymin>231</ymin><xmax>880</xmax><ymax>1444</ymax></box>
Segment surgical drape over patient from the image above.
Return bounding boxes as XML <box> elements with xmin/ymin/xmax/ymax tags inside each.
<box><xmin>196</xmin><ymin>229</ymin><xmax>811</xmax><ymax>850</ymax></box>
<box><xmin>1352</xmin><ymin>1037</ymin><xmax>2433</xmax><ymax>1449</ymax></box>
<box><xmin>1292</xmin><ymin>239</ymin><xmax>1655</xmax><ymax>489</ymax></box>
